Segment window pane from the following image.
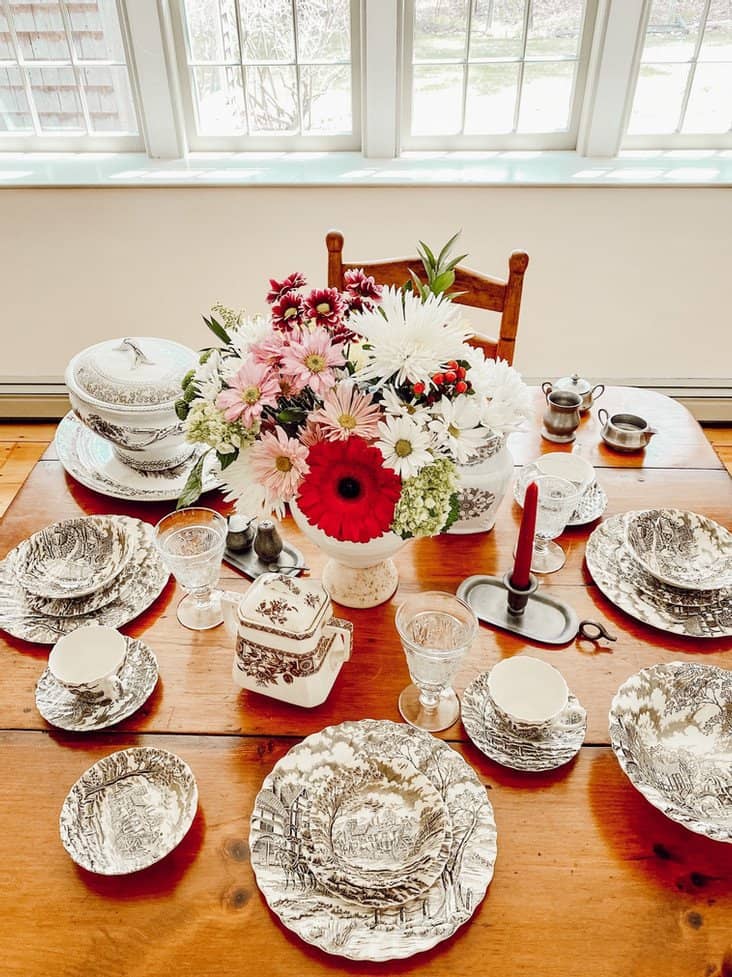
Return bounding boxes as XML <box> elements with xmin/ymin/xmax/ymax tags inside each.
<box><xmin>0</xmin><ymin>10</ymin><xmax>14</xmax><ymax>59</ymax></box>
<box><xmin>518</xmin><ymin>60</ymin><xmax>574</xmax><ymax>131</ymax></box>
<box><xmin>627</xmin><ymin>62</ymin><xmax>689</xmax><ymax>133</ymax></box>
<box><xmin>239</xmin><ymin>0</ymin><xmax>295</xmax><ymax>62</ymax></box>
<box><xmin>413</xmin><ymin>0</ymin><xmax>469</xmax><ymax>61</ymax></box>
<box><xmin>297</xmin><ymin>0</ymin><xmax>350</xmax><ymax>62</ymax></box>
<box><xmin>192</xmin><ymin>65</ymin><xmax>247</xmax><ymax>133</ymax></box>
<box><xmin>184</xmin><ymin>0</ymin><xmax>240</xmax><ymax>62</ymax></box>
<box><xmin>683</xmin><ymin>62</ymin><xmax>732</xmax><ymax>131</ymax></box>
<box><xmin>9</xmin><ymin>0</ymin><xmax>71</xmax><ymax>61</ymax></box>
<box><xmin>469</xmin><ymin>0</ymin><xmax>524</xmax><ymax>59</ymax></box>
<box><xmin>698</xmin><ymin>0</ymin><xmax>732</xmax><ymax>61</ymax></box>
<box><xmin>246</xmin><ymin>65</ymin><xmax>298</xmax><ymax>131</ymax></box>
<box><xmin>27</xmin><ymin>65</ymin><xmax>84</xmax><ymax>131</ymax></box>
<box><xmin>412</xmin><ymin>64</ymin><xmax>464</xmax><ymax>134</ymax></box>
<box><xmin>80</xmin><ymin>66</ymin><xmax>138</xmax><ymax>133</ymax></box>
<box><xmin>68</xmin><ymin>0</ymin><xmax>126</xmax><ymax>61</ymax></box>
<box><xmin>525</xmin><ymin>0</ymin><xmax>584</xmax><ymax>59</ymax></box>
<box><xmin>641</xmin><ymin>0</ymin><xmax>705</xmax><ymax>63</ymax></box>
<box><xmin>301</xmin><ymin>64</ymin><xmax>351</xmax><ymax>132</ymax></box>
<box><xmin>464</xmin><ymin>62</ymin><xmax>519</xmax><ymax>132</ymax></box>
<box><xmin>0</xmin><ymin>66</ymin><xmax>33</xmax><ymax>132</ymax></box>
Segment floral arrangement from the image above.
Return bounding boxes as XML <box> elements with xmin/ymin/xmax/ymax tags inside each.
<box><xmin>176</xmin><ymin>238</ymin><xmax>531</xmax><ymax>544</ymax></box>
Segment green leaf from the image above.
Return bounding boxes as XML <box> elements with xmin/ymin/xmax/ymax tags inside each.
<box><xmin>176</xmin><ymin>451</ymin><xmax>209</xmax><ymax>509</ymax></box>
<box><xmin>216</xmin><ymin>450</ymin><xmax>237</xmax><ymax>471</ymax></box>
<box><xmin>431</xmin><ymin>270</ymin><xmax>455</xmax><ymax>294</ymax></box>
<box><xmin>202</xmin><ymin>314</ymin><xmax>231</xmax><ymax>345</ymax></box>
<box><xmin>183</xmin><ymin>382</ymin><xmax>198</xmax><ymax>404</ymax></box>
<box><xmin>277</xmin><ymin>407</ymin><xmax>308</xmax><ymax>425</ymax></box>
<box><xmin>437</xmin><ymin>231</ymin><xmax>462</xmax><ymax>267</ymax></box>
<box><xmin>418</xmin><ymin>240</ymin><xmax>437</xmax><ymax>269</ymax></box>
<box><xmin>408</xmin><ymin>268</ymin><xmax>428</xmax><ymax>299</ymax></box>
<box><xmin>181</xmin><ymin>369</ymin><xmax>196</xmax><ymax>390</ymax></box>
<box><xmin>444</xmin><ymin>253</ymin><xmax>468</xmax><ymax>273</ymax></box>
<box><xmin>443</xmin><ymin>491</ymin><xmax>461</xmax><ymax>531</ymax></box>
<box><xmin>174</xmin><ymin>399</ymin><xmax>190</xmax><ymax>421</ymax></box>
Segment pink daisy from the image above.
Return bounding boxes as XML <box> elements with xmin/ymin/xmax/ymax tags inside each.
<box><xmin>312</xmin><ymin>381</ymin><xmax>383</xmax><ymax>441</ymax></box>
<box><xmin>249</xmin><ymin>428</ymin><xmax>309</xmax><ymax>503</ymax></box>
<box><xmin>271</xmin><ymin>291</ymin><xmax>304</xmax><ymax>331</ymax></box>
<box><xmin>266</xmin><ymin>272</ymin><xmax>306</xmax><ymax>304</ymax></box>
<box><xmin>280</xmin><ymin>327</ymin><xmax>345</xmax><ymax>397</ymax></box>
<box><xmin>300</xmin><ymin>419</ymin><xmax>327</xmax><ymax>448</ymax></box>
<box><xmin>215</xmin><ymin>360</ymin><xmax>280</xmax><ymax>426</ymax></box>
<box><xmin>249</xmin><ymin>331</ymin><xmax>288</xmax><ymax>369</ymax></box>
<box><xmin>303</xmin><ymin>287</ymin><xmax>345</xmax><ymax>330</ymax></box>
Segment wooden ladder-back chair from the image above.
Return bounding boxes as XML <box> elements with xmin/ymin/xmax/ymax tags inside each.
<box><xmin>326</xmin><ymin>230</ymin><xmax>529</xmax><ymax>366</ymax></box>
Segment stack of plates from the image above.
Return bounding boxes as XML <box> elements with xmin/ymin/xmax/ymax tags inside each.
<box><xmin>0</xmin><ymin>515</ymin><xmax>169</xmax><ymax>644</ymax></box>
<box><xmin>249</xmin><ymin>719</ymin><xmax>497</xmax><ymax>961</ymax></box>
<box><xmin>514</xmin><ymin>458</ymin><xmax>608</xmax><ymax>526</ymax></box>
<box><xmin>586</xmin><ymin>509</ymin><xmax>732</xmax><ymax>638</ymax></box>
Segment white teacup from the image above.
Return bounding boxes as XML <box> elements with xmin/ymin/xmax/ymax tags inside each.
<box><xmin>534</xmin><ymin>453</ymin><xmax>595</xmax><ymax>496</ymax></box>
<box><xmin>48</xmin><ymin>625</ymin><xmax>127</xmax><ymax>702</ymax></box>
<box><xmin>487</xmin><ymin>656</ymin><xmax>569</xmax><ymax>734</ymax></box>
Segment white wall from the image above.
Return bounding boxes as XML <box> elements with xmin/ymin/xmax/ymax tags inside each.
<box><xmin>1</xmin><ymin>186</ymin><xmax>730</xmax><ymax>383</ymax></box>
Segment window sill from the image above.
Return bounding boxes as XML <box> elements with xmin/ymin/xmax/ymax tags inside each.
<box><xmin>1</xmin><ymin>150</ymin><xmax>732</xmax><ymax>188</ymax></box>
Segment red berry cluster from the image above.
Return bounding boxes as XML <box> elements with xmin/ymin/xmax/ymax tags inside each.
<box><xmin>411</xmin><ymin>361</ymin><xmax>471</xmax><ymax>404</ymax></box>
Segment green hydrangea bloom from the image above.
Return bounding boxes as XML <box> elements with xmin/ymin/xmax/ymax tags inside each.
<box><xmin>391</xmin><ymin>457</ymin><xmax>459</xmax><ymax>539</ymax></box>
<box><xmin>185</xmin><ymin>400</ymin><xmax>256</xmax><ymax>455</ymax></box>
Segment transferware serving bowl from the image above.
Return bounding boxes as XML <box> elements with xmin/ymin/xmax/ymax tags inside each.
<box><xmin>65</xmin><ymin>336</ymin><xmax>198</xmax><ymax>472</ymax></box>
<box><xmin>16</xmin><ymin>516</ymin><xmax>134</xmax><ymax>599</ymax></box>
<box><xmin>625</xmin><ymin>508</ymin><xmax>732</xmax><ymax>591</ymax></box>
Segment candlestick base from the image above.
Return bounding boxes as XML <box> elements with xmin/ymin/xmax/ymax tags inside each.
<box><xmin>503</xmin><ymin>572</ymin><xmax>539</xmax><ymax>616</ymax></box>
<box><xmin>456</xmin><ymin>574</ymin><xmax>579</xmax><ymax>645</ymax></box>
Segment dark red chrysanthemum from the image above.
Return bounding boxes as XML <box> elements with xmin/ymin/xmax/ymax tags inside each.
<box><xmin>303</xmin><ymin>287</ymin><xmax>346</xmax><ymax>330</ymax></box>
<box><xmin>266</xmin><ymin>272</ymin><xmax>307</xmax><ymax>304</ymax></box>
<box><xmin>271</xmin><ymin>290</ymin><xmax>304</xmax><ymax>331</ymax></box>
<box><xmin>296</xmin><ymin>436</ymin><xmax>401</xmax><ymax>543</ymax></box>
<box><xmin>344</xmin><ymin>268</ymin><xmax>382</xmax><ymax>302</ymax></box>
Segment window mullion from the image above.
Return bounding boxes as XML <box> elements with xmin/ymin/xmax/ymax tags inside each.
<box><xmin>2</xmin><ymin>0</ymin><xmax>42</xmax><ymax>136</ymax></box>
<box><xmin>512</xmin><ymin>0</ymin><xmax>532</xmax><ymax>134</ymax></box>
<box><xmin>576</xmin><ymin>0</ymin><xmax>646</xmax><ymax>157</ymax></box>
<box><xmin>676</xmin><ymin>0</ymin><xmax>712</xmax><ymax>132</ymax></box>
<box><xmin>58</xmin><ymin>1</ymin><xmax>93</xmax><ymax>136</ymax></box>
<box><xmin>362</xmin><ymin>0</ymin><xmax>399</xmax><ymax>158</ymax></box>
<box><xmin>121</xmin><ymin>0</ymin><xmax>185</xmax><ymax>158</ymax></box>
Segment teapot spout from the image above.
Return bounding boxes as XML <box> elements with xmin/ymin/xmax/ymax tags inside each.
<box><xmin>220</xmin><ymin>590</ymin><xmax>242</xmax><ymax>636</ymax></box>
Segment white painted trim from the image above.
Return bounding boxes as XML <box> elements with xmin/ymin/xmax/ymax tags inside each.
<box><xmin>123</xmin><ymin>0</ymin><xmax>186</xmax><ymax>158</ymax></box>
<box><xmin>362</xmin><ymin>0</ymin><xmax>399</xmax><ymax>158</ymax></box>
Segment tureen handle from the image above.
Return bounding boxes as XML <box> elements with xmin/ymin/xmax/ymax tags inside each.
<box><xmin>116</xmin><ymin>338</ymin><xmax>154</xmax><ymax>369</ymax></box>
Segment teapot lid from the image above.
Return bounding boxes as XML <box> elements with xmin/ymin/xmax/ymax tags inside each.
<box><xmin>554</xmin><ymin>373</ymin><xmax>592</xmax><ymax>395</ymax></box>
<box><xmin>66</xmin><ymin>336</ymin><xmax>197</xmax><ymax>410</ymax></box>
<box><xmin>239</xmin><ymin>573</ymin><xmax>330</xmax><ymax>640</ymax></box>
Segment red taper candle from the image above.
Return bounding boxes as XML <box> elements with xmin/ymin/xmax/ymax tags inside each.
<box><xmin>511</xmin><ymin>480</ymin><xmax>538</xmax><ymax>590</ymax></box>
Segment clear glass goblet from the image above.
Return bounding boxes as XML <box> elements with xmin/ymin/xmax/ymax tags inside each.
<box><xmin>531</xmin><ymin>475</ymin><xmax>579</xmax><ymax>574</ymax></box>
<box><xmin>396</xmin><ymin>591</ymin><xmax>478</xmax><ymax>733</ymax></box>
<box><xmin>154</xmin><ymin>507</ymin><xmax>227</xmax><ymax>630</ymax></box>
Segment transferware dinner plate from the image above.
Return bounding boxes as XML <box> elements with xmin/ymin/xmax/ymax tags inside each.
<box><xmin>15</xmin><ymin>515</ymin><xmax>133</xmax><ymax>599</ymax></box>
<box><xmin>585</xmin><ymin>514</ymin><xmax>732</xmax><ymax>639</ymax></box>
<box><xmin>36</xmin><ymin>637</ymin><xmax>158</xmax><ymax>732</ymax></box>
<box><xmin>462</xmin><ymin>671</ymin><xmax>587</xmax><ymax>772</ymax></box>
<box><xmin>0</xmin><ymin>518</ymin><xmax>169</xmax><ymax>644</ymax></box>
<box><xmin>250</xmin><ymin>719</ymin><xmax>497</xmax><ymax>961</ymax></box>
<box><xmin>60</xmin><ymin>747</ymin><xmax>198</xmax><ymax>874</ymax></box>
<box><xmin>24</xmin><ymin>566</ymin><xmax>127</xmax><ymax>617</ymax></box>
<box><xmin>307</xmin><ymin>756</ymin><xmax>452</xmax><ymax>907</ymax></box>
<box><xmin>625</xmin><ymin>509</ymin><xmax>732</xmax><ymax>591</ymax></box>
<box><xmin>609</xmin><ymin>662</ymin><xmax>732</xmax><ymax>843</ymax></box>
<box><xmin>55</xmin><ymin>412</ymin><xmax>221</xmax><ymax>503</ymax></box>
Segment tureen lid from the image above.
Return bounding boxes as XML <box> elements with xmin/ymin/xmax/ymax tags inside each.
<box><xmin>554</xmin><ymin>373</ymin><xmax>592</xmax><ymax>395</ymax></box>
<box><xmin>238</xmin><ymin>573</ymin><xmax>331</xmax><ymax>640</ymax></box>
<box><xmin>66</xmin><ymin>337</ymin><xmax>197</xmax><ymax>409</ymax></box>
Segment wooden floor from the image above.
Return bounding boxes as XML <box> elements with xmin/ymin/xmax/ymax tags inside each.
<box><xmin>0</xmin><ymin>421</ymin><xmax>730</xmax><ymax>519</ymax></box>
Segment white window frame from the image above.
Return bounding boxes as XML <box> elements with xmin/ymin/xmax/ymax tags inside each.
<box><xmin>0</xmin><ymin>0</ymin><xmax>145</xmax><ymax>152</ymax></box>
<box><xmin>167</xmin><ymin>0</ymin><xmax>362</xmax><ymax>152</ymax></box>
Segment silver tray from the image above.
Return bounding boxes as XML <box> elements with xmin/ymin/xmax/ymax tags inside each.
<box><xmin>224</xmin><ymin>540</ymin><xmax>305</xmax><ymax>579</ymax></box>
<box><xmin>457</xmin><ymin>575</ymin><xmax>579</xmax><ymax>644</ymax></box>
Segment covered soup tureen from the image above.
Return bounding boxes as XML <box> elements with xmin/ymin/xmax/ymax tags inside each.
<box><xmin>65</xmin><ymin>337</ymin><xmax>197</xmax><ymax>471</ymax></box>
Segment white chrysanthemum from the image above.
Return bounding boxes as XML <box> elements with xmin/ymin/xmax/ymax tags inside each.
<box><xmin>380</xmin><ymin>387</ymin><xmax>431</xmax><ymax>424</ymax></box>
<box><xmin>464</xmin><ymin>350</ymin><xmax>532</xmax><ymax>434</ymax></box>
<box><xmin>220</xmin><ymin>450</ymin><xmax>285</xmax><ymax>519</ymax></box>
<box><xmin>376</xmin><ymin>413</ymin><xmax>434</xmax><ymax>479</ymax></box>
<box><xmin>350</xmin><ymin>287</ymin><xmax>471</xmax><ymax>390</ymax></box>
<box><xmin>194</xmin><ymin>349</ymin><xmax>223</xmax><ymax>401</ymax></box>
<box><xmin>428</xmin><ymin>395</ymin><xmax>490</xmax><ymax>463</ymax></box>
<box><xmin>227</xmin><ymin>314</ymin><xmax>274</xmax><ymax>357</ymax></box>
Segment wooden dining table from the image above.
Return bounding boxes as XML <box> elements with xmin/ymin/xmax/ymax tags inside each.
<box><xmin>1</xmin><ymin>386</ymin><xmax>731</xmax><ymax>977</ymax></box>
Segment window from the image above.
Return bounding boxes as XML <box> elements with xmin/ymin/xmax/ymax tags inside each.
<box><xmin>625</xmin><ymin>0</ymin><xmax>732</xmax><ymax>146</ymax></box>
<box><xmin>0</xmin><ymin>0</ymin><xmax>141</xmax><ymax>149</ymax></box>
<box><xmin>402</xmin><ymin>0</ymin><xmax>596</xmax><ymax>149</ymax></box>
<box><xmin>170</xmin><ymin>0</ymin><xmax>360</xmax><ymax>150</ymax></box>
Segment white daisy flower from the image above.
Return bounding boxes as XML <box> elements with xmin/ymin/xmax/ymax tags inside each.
<box><xmin>380</xmin><ymin>387</ymin><xmax>431</xmax><ymax>424</ymax></box>
<box><xmin>193</xmin><ymin>349</ymin><xmax>223</xmax><ymax>401</ymax></box>
<box><xmin>350</xmin><ymin>287</ymin><xmax>471</xmax><ymax>390</ymax></box>
<box><xmin>463</xmin><ymin>350</ymin><xmax>532</xmax><ymax>434</ymax></box>
<box><xmin>227</xmin><ymin>314</ymin><xmax>274</xmax><ymax>358</ymax></box>
<box><xmin>428</xmin><ymin>395</ymin><xmax>490</xmax><ymax>463</ymax></box>
<box><xmin>376</xmin><ymin>413</ymin><xmax>434</xmax><ymax>479</ymax></box>
<box><xmin>220</xmin><ymin>450</ymin><xmax>285</xmax><ymax>519</ymax></box>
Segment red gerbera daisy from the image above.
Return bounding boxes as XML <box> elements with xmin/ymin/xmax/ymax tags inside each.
<box><xmin>266</xmin><ymin>272</ymin><xmax>306</xmax><ymax>304</ymax></box>
<box><xmin>303</xmin><ymin>287</ymin><xmax>346</xmax><ymax>330</ymax></box>
<box><xmin>271</xmin><ymin>290</ymin><xmax>304</xmax><ymax>331</ymax></box>
<box><xmin>296</xmin><ymin>436</ymin><xmax>401</xmax><ymax>543</ymax></box>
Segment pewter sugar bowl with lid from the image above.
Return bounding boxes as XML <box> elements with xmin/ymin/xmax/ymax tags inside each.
<box><xmin>65</xmin><ymin>336</ymin><xmax>198</xmax><ymax>471</ymax></box>
<box><xmin>542</xmin><ymin>374</ymin><xmax>604</xmax><ymax>414</ymax></box>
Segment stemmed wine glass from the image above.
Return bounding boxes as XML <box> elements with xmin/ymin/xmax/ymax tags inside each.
<box><xmin>154</xmin><ymin>507</ymin><xmax>227</xmax><ymax>630</ymax></box>
<box><xmin>396</xmin><ymin>591</ymin><xmax>478</xmax><ymax>732</ymax></box>
<box><xmin>531</xmin><ymin>475</ymin><xmax>579</xmax><ymax>574</ymax></box>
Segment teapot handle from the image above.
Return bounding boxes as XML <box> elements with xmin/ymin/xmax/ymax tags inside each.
<box><xmin>589</xmin><ymin>383</ymin><xmax>605</xmax><ymax>402</ymax></box>
<box><xmin>220</xmin><ymin>590</ymin><xmax>243</xmax><ymax>637</ymax></box>
<box><xmin>541</xmin><ymin>381</ymin><xmax>553</xmax><ymax>402</ymax></box>
<box><xmin>597</xmin><ymin>408</ymin><xmax>609</xmax><ymax>426</ymax></box>
<box><xmin>324</xmin><ymin>616</ymin><xmax>353</xmax><ymax>666</ymax></box>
